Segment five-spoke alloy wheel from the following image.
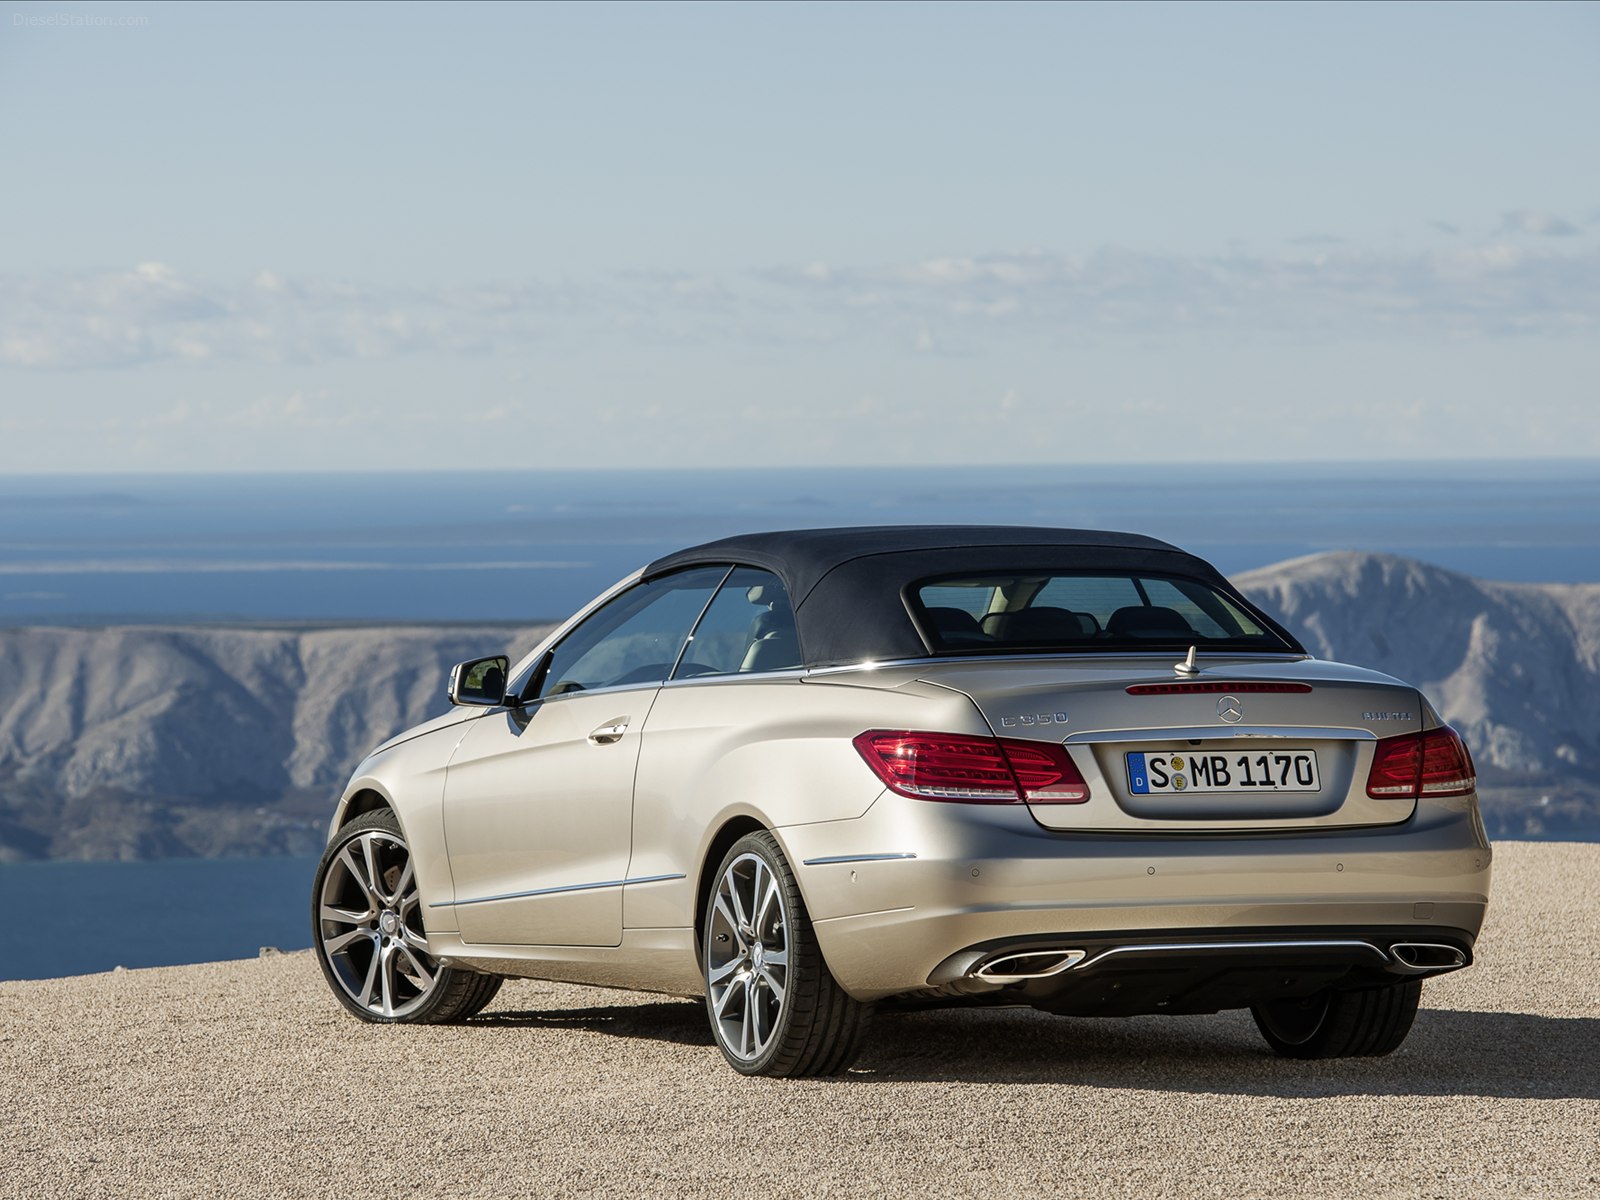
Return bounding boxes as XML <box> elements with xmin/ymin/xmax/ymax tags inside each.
<box><xmin>312</xmin><ymin>809</ymin><xmax>502</xmax><ymax>1024</ymax></box>
<box><xmin>702</xmin><ymin>831</ymin><xmax>871</xmax><ymax>1077</ymax></box>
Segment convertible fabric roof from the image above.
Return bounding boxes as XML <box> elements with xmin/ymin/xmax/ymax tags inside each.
<box><xmin>646</xmin><ymin>526</ymin><xmax>1174</xmax><ymax>598</ymax></box>
<box><xmin>644</xmin><ymin>525</ymin><xmax>1304</xmax><ymax>669</ymax></box>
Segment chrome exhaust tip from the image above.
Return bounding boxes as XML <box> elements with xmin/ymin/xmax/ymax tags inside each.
<box><xmin>1389</xmin><ymin>942</ymin><xmax>1467</xmax><ymax>973</ymax></box>
<box><xmin>973</xmin><ymin>949</ymin><xmax>1087</xmax><ymax>983</ymax></box>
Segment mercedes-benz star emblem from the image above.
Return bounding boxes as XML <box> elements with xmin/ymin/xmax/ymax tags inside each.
<box><xmin>1217</xmin><ymin>696</ymin><xmax>1243</xmax><ymax>723</ymax></box>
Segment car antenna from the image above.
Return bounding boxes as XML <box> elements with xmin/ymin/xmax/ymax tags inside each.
<box><xmin>1174</xmin><ymin>645</ymin><xmax>1200</xmax><ymax>676</ymax></box>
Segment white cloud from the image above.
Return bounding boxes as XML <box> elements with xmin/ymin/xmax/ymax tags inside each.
<box><xmin>1497</xmin><ymin>209</ymin><xmax>1583</xmax><ymax>238</ymax></box>
<box><xmin>0</xmin><ymin>265</ymin><xmax>574</xmax><ymax>370</ymax></box>
<box><xmin>0</xmin><ymin>559</ymin><xmax>591</xmax><ymax>575</ymax></box>
<box><xmin>769</xmin><ymin>242</ymin><xmax>1600</xmax><ymax>341</ymax></box>
<box><xmin>2</xmin><ymin>216</ymin><xmax>1596</xmax><ymax>373</ymax></box>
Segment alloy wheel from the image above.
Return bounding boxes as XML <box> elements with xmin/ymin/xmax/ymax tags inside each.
<box><xmin>706</xmin><ymin>851</ymin><xmax>791</xmax><ymax>1061</ymax></box>
<box><xmin>317</xmin><ymin>829</ymin><xmax>439</xmax><ymax>1019</ymax></box>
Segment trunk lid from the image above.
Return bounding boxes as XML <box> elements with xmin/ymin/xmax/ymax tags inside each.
<box><xmin>916</xmin><ymin>654</ymin><xmax>1423</xmax><ymax>832</ymax></box>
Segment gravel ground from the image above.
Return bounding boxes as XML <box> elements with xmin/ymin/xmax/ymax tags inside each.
<box><xmin>3</xmin><ymin>841</ymin><xmax>1597</xmax><ymax>1199</ymax></box>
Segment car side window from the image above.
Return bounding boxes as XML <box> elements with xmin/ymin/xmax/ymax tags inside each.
<box><xmin>671</xmin><ymin>567</ymin><xmax>801</xmax><ymax>678</ymax></box>
<box><xmin>533</xmin><ymin>566</ymin><xmax>729</xmax><ymax>698</ymax></box>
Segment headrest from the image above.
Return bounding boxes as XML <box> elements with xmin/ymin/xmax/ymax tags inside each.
<box><xmin>990</xmin><ymin>606</ymin><xmax>1091</xmax><ymax>643</ymax></box>
<box><xmin>923</xmin><ymin>606</ymin><xmax>983</xmax><ymax>636</ymax></box>
<box><xmin>1105</xmin><ymin>605</ymin><xmax>1192</xmax><ymax>636</ymax></box>
<box><xmin>746</xmin><ymin>584</ymin><xmax>791</xmax><ymax>612</ymax></box>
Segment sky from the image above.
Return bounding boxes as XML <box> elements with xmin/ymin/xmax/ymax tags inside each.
<box><xmin>1</xmin><ymin>0</ymin><xmax>1596</xmax><ymax>473</ymax></box>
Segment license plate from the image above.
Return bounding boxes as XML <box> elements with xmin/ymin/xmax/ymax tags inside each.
<box><xmin>1126</xmin><ymin>749</ymin><xmax>1321</xmax><ymax>794</ymax></box>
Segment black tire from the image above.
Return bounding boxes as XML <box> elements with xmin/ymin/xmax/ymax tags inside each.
<box><xmin>702</xmin><ymin>831</ymin><xmax>872</xmax><ymax>1077</ymax></box>
<box><xmin>312</xmin><ymin>809</ymin><xmax>502</xmax><ymax>1024</ymax></box>
<box><xmin>1251</xmin><ymin>980</ymin><xmax>1422</xmax><ymax>1058</ymax></box>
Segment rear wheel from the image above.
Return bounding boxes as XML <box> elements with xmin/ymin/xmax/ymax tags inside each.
<box><xmin>1252</xmin><ymin>980</ymin><xmax>1422</xmax><ymax>1058</ymax></box>
<box><xmin>703</xmin><ymin>831</ymin><xmax>872</xmax><ymax>1077</ymax></box>
<box><xmin>312</xmin><ymin>809</ymin><xmax>502</xmax><ymax>1024</ymax></box>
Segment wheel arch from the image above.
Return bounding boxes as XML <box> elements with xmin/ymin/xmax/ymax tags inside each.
<box><xmin>338</xmin><ymin>787</ymin><xmax>394</xmax><ymax>828</ymax></box>
<box><xmin>693</xmin><ymin>815</ymin><xmax>770</xmax><ymax>958</ymax></box>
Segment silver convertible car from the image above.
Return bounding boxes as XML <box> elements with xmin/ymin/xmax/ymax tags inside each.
<box><xmin>312</xmin><ymin>526</ymin><xmax>1491</xmax><ymax>1076</ymax></box>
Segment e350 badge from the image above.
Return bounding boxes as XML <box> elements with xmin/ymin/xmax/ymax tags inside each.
<box><xmin>998</xmin><ymin>712</ymin><xmax>1068</xmax><ymax>728</ymax></box>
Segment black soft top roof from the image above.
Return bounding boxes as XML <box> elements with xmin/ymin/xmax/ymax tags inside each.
<box><xmin>644</xmin><ymin>525</ymin><xmax>1300</xmax><ymax>667</ymax></box>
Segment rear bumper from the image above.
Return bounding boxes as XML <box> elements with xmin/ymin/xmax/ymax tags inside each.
<box><xmin>778</xmin><ymin>792</ymin><xmax>1492</xmax><ymax>1002</ymax></box>
<box><xmin>926</xmin><ymin>926</ymin><xmax>1473</xmax><ymax>1017</ymax></box>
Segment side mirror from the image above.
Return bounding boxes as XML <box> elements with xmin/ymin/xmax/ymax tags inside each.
<box><xmin>447</xmin><ymin>655</ymin><xmax>510</xmax><ymax>707</ymax></box>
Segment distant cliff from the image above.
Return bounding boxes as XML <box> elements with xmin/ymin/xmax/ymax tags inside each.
<box><xmin>0</xmin><ymin>624</ymin><xmax>550</xmax><ymax>860</ymax></box>
<box><xmin>1237</xmin><ymin>553</ymin><xmax>1600</xmax><ymax>839</ymax></box>
<box><xmin>0</xmin><ymin>551</ymin><xmax>1595</xmax><ymax>861</ymax></box>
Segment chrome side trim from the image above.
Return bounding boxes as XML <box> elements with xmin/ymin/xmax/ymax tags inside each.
<box><xmin>813</xmin><ymin>905</ymin><xmax>915</xmax><ymax>925</ymax></box>
<box><xmin>516</xmin><ymin>679</ymin><xmax>663</xmax><ymax>706</ymax></box>
<box><xmin>801</xmin><ymin>853</ymin><xmax>918</xmax><ymax>866</ymax></box>
<box><xmin>661</xmin><ymin>667</ymin><xmax>811</xmax><ymax>689</ymax></box>
<box><xmin>430</xmin><ymin>872</ymin><xmax>687</xmax><ymax>909</ymax></box>
<box><xmin>1072</xmin><ymin>939</ymin><xmax>1389</xmax><ymax>970</ymax></box>
<box><xmin>1063</xmin><ymin>725</ymin><xmax>1378</xmax><ymax>744</ymax></box>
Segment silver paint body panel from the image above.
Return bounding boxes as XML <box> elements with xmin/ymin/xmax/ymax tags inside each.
<box><xmin>327</xmin><ymin>579</ymin><xmax>1491</xmax><ymax>1002</ymax></box>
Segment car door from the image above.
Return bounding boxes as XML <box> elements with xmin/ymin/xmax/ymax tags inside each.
<box><xmin>440</xmin><ymin>566</ymin><xmax>729</xmax><ymax>947</ymax></box>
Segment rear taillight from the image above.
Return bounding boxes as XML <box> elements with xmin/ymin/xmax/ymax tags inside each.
<box><xmin>1366</xmin><ymin>727</ymin><xmax>1477</xmax><ymax>799</ymax></box>
<box><xmin>998</xmin><ymin>739</ymin><xmax>1093</xmax><ymax>803</ymax></box>
<box><xmin>852</xmin><ymin>730</ymin><xmax>1090</xmax><ymax>805</ymax></box>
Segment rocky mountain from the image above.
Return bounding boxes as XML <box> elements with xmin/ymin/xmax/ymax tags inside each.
<box><xmin>0</xmin><ymin>624</ymin><xmax>551</xmax><ymax>860</ymax></box>
<box><xmin>1236</xmin><ymin>553</ymin><xmax>1600</xmax><ymax>839</ymax></box>
<box><xmin>0</xmin><ymin>551</ymin><xmax>1594</xmax><ymax>861</ymax></box>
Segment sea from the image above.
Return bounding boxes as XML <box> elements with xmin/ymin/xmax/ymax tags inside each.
<box><xmin>2</xmin><ymin>460</ymin><xmax>1597</xmax><ymax>981</ymax></box>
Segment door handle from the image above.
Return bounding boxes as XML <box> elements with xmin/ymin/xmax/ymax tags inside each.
<box><xmin>588</xmin><ymin>719</ymin><xmax>630</xmax><ymax>745</ymax></box>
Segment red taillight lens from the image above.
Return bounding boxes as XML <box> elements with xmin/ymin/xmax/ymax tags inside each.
<box><xmin>998</xmin><ymin>738</ymin><xmax>1092</xmax><ymax>803</ymax></box>
<box><xmin>1366</xmin><ymin>727</ymin><xmax>1476</xmax><ymax>799</ymax></box>
<box><xmin>852</xmin><ymin>731</ymin><xmax>1019</xmax><ymax>802</ymax></box>
<box><xmin>852</xmin><ymin>730</ymin><xmax>1090</xmax><ymax>805</ymax></box>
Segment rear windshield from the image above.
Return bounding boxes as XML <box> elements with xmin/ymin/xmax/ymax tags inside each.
<box><xmin>911</xmin><ymin>572</ymin><xmax>1292</xmax><ymax>654</ymax></box>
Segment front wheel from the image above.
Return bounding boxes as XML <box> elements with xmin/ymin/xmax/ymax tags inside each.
<box><xmin>312</xmin><ymin>809</ymin><xmax>502</xmax><ymax>1024</ymax></box>
<box><xmin>1252</xmin><ymin>980</ymin><xmax>1422</xmax><ymax>1058</ymax></box>
<box><xmin>703</xmin><ymin>831</ymin><xmax>872</xmax><ymax>1077</ymax></box>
